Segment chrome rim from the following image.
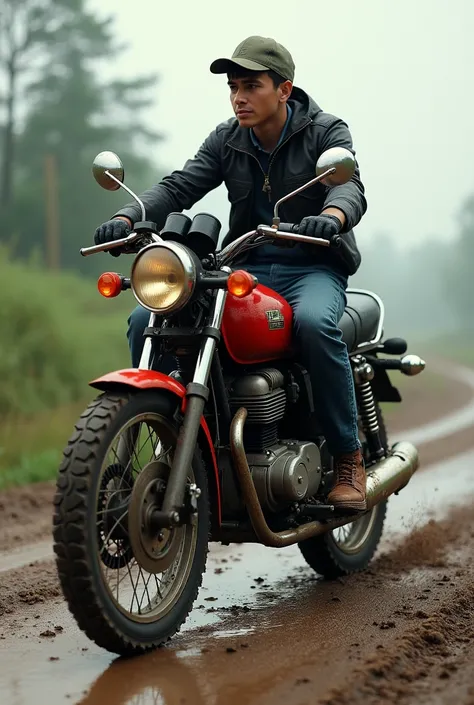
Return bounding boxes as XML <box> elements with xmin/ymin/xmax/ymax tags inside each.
<box><xmin>94</xmin><ymin>412</ymin><xmax>197</xmax><ymax>623</ymax></box>
<box><xmin>330</xmin><ymin>504</ymin><xmax>379</xmax><ymax>554</ymax></box>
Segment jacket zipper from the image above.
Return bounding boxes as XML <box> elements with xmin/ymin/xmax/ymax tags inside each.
<box><xmin>228</xmin><ymin>119</ymin><xmax>312</xmax><ymax>203</ymax></box>
<box><xmin>262</xmin><ymin>175</ymin><xmax>271</xmax><ymax>200</ymax></box>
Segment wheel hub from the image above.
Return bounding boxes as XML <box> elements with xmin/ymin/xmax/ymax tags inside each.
<box><xmin>128</xmin><ymin>461</ymin><xmax>184</xmax><ymax>574</ymax></box>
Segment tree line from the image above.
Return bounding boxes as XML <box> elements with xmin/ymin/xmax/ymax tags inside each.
<box><xmin>0</xmin><ymin>0</ymin><xmax>163</xmax><ymax>277</ymax></box>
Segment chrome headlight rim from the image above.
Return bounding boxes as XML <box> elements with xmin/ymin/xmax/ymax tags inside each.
<box><xmin>130</xmin><ymin>241</ymin><xmax>197</xmax><ymax>314</ymax></box>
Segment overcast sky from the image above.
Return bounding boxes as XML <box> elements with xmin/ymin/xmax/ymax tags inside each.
<box><xmin>90</xmin><ymin>0</ymin><xmax>474</xmax><ymax>251</ymax></box>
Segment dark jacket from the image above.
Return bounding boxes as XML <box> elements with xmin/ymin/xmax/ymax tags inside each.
<box><xmin>113</xmin><ymin>87</ymin><xmax>367</xmax><ymax>275</ymax></box>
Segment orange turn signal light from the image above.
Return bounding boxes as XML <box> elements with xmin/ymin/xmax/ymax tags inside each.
<box><xmin>97</xmin><ymin>272</ymin><xmax>123</xmax><ymax>298</ymax></box>
<box><xmin>227</xmin><ymin>270</ymin><xmax>257</xmax><ymax>298</ymax></box>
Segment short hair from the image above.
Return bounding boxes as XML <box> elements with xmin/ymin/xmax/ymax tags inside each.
<box><xmin>227</xmin><ymin>67</ymin><xmax>286</xmax><ymax>89</ymax></box>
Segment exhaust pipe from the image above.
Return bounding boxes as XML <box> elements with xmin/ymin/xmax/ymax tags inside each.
<box><xmin>230</xmin><ymin>408</ymin><xmax>419</xmax><ymax>549</ymax></box>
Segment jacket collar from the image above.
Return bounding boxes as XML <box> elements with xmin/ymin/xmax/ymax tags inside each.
<box><xmin>226</xmin><ymin>86</ymin><xmax>322</xmax><ymax>152</ymax></box>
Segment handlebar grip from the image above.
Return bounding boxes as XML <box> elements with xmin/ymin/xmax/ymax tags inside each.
<box><xmin>277</xmin><ymin>222</ymin><xmax>299</xmax><ymax>234</ymax></box>
<box><xmin>277</xmin><ymin>223</ymin><xmax>342</xmax><ymax>249</ymax></box>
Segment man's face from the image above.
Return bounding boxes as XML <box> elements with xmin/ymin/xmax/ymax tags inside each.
<box><xmin>228</xmin><ymin>73</ymin><xmax>290</xmax><ymax>127</ymax></box>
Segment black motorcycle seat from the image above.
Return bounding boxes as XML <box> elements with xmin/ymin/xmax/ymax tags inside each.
<box><xmin>338</xmin><ymin>289</ymin><xmax>383</xmax><ymax>352</ymax></box>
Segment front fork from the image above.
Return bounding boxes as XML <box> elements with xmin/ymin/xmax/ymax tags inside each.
<box><xmin>136</xmin><ymin>288</ymin><xmax>228</xmax><ymax>529</ymax></box>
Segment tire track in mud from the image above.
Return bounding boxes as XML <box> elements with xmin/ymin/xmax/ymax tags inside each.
<box><xmin>156</xmin><ymin>504</ymin><xmax>474</xmax><ymax>705</ymax></box>
<box><xmin>322</xmin><ymin>585</ymin><xmax>474</xmax><ymax>705</ymax></box>
<box><xmin>318</xmin><ymin>507</ymin><xmax>474</xmax><ymax>705</ymax></box>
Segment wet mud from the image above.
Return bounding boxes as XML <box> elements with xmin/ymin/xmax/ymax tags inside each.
<box><xmin>0</xmin><ymin>453</ymin><xmax>474</xmax><ymax>704</ymax></box>
<box><xmin>0</xmin><ymin>559</ymin><xmax>61</xmax><ymax>618</ymax></box>
<box><xmin>1</xmin><ymin>499</ymin><xmax>470</xmax><ymax>705</ymax></box>
<box><xmin>0</xmin><ymin>482</ymin><xmax>55</xmax><ymax>552</ymax></box>
<box><xmin>320</xmin><ymin>512</ymin><xmax>474</xmax><ymax>705</ymax></box>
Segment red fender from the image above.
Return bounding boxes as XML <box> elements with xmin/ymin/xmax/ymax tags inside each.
<box><xmin>89</xmin><ymin>368</ymin><xmax>221</xmax><ymax>525</ymax></box>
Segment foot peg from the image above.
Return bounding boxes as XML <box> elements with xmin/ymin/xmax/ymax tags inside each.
<box><xmin>300</xmin><ymin>503</ymin><xmax>335</xmax><ymax>520</ymax></box>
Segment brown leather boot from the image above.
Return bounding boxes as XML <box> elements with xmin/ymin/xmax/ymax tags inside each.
<box><xmin>327</xmin><ymin>448</ymin><xmax>367</xmax><ymax>512</ymax></box>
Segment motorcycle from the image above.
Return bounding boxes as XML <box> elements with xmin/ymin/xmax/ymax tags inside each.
<box><xmin>52</xmin><ymin>146</ymin><xmax>426</xmax><ymax>656</ymax></box>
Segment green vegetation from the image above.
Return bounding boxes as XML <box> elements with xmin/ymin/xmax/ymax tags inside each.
<box><xmin>0</xmin><ymin>248</ymin><xmax>133</xmax><ymax>487</ymax></box>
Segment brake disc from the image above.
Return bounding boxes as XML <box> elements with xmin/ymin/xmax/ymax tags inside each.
<box><xmin>128</xmin><ymin>461</ymin><xmax>185</xmax><ymax>574</ymax></box>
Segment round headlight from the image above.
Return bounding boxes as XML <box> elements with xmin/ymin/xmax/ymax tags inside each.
<box><xmin>130</xmin><ymin>242</ymin><xmax>196</xmax><ymax>314</ymax></box>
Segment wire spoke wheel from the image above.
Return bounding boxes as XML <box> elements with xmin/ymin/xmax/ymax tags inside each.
<box><xmin>330</xmin><ymin>503</ymin><xmax>382</xmax><ymax>554</ymax></box>
<box><xmin>96</xmin><ymin>412</ymin><xmax>197</xmax><ymax>623</ymax></box>
<box><xmin>53</xmin><ymin>391</ymin><xmax>209</xmax><ymax>655</ymax></box>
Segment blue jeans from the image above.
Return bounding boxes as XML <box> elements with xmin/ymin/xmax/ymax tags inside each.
<box><xmin>127</xmin><ymin>263</ymin><xmax>360</xmax><ymax>455</ymax></box>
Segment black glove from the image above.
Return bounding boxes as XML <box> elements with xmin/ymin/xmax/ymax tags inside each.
<box><xmin>94</xmin><ymin>217</ymin><xmax>131</xmax><ymax>244</ymax></box>
<box><xmin>297</xmin><ymin>214</ymin><xmax>342</xmax><ymax>240</ymax></box>
<box><xmin>94</xmin><ymin>218</ymin><xmax>131</xmax><ymax>258</ymax></box>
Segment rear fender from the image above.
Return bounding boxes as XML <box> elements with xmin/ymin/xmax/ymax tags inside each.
<box><xmin>371</xmin><ymin>367</ymin><xmax>402</xmax><ymax>403</ymax></box>
<box><xmin>90</xmin><ymin>368</ymin><xmax>221</xmax><ymax>526</ymax></box>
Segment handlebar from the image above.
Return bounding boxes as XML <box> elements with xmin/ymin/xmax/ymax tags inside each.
<box><xmin>274</xmin><ymin>223</ymin><xmax>342</xmax><ymax>248</ymax></box>
<box><xmin>83</xmin><ymin>220</ymin><xmax>342</xmax><ymax>263</ymax></box>
<box><xmin>277</xmin><ymin>222</ymin><xmax>299</xmax><ymax>234</ymax></box>
<box><xmin>80</xmin><ymin>227</ymin><xmax>162</xmax><ymax>257</ymax></box>
<box><xmin>80</xmin><ymin>231</ymin><xmax>142</xmax><ymax>257</ymax></box>
<box><xmin>255</xmin><ymin>224</ymin><xmax>342</xmax><ymax>248</ymax></box>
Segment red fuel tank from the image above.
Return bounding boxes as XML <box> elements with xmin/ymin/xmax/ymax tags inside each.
<box><xmin>221</xmin><ymin>284</ymin><xmax>293</xmax><ymax>365</ymax></box>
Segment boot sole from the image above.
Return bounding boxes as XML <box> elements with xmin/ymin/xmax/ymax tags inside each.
<box><xmin>332</xmin><ymin>499</ymin><xmax>367</xmax><ymax>514</ymax></box>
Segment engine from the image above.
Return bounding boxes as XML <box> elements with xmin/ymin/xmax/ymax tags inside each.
<box><xmin>229</xmin><ymin>368</ymin><xmax>322</xmax><ymax>511</ymax></box>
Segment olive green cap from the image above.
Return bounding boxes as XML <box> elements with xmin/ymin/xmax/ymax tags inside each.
<box><xmin>210</xmin><ymin>35</ymin><xmax>295</xmax><ymax>82</ymax></box>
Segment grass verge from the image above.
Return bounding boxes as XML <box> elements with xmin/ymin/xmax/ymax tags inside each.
<box><xmin>0</xmin><ymin>246</ymin><xmax>133</xmax><ymax>488</ymax></box>
<box><xmin>0</xmin><ymin>397</ymin><xmax>96</xmax><ymax>490</ymax></box>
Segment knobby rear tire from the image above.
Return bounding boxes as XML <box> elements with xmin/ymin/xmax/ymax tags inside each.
<box><xmin>52</xmin><ymin>390</ymin><xmax>209</xmax><ymax>656</ymax></box>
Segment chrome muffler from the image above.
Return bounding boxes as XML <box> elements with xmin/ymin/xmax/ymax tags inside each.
<box><xmin>230</xmin><ymin>408</ymin><xmax>419</xmax><ymax>548</ymax></box>
<box><xmin>365</xmin><ymin>440</ymin><xmax>419</xmax><ymax>508</ymax></box>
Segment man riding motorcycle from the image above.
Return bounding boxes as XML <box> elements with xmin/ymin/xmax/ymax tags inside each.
<box><xmin>94</xmin><ymin>35</ymin><xmax>368</xmax><ymax>513</ymax></box>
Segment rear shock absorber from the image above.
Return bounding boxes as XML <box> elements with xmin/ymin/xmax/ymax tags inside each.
<box><xmin>352</xmin><ymin>355</ymin><xmax>385</xmax><ymax>460</ymax></box>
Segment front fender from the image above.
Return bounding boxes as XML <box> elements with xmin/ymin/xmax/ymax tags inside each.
<box><xmin>90</xmin><ymin>368</ymin><xmax>187</xmax><ymax>396</ymax></box>
<box><xmin>90</xmin><ymin>368</ymin><xmax>221</xmax><ymax>525</ymax></box>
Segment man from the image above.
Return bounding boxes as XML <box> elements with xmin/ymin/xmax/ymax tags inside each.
<box><xmin>94</xmin><ymin>36</ymin><xmax>368</xmax><ymax>512</ymax></box>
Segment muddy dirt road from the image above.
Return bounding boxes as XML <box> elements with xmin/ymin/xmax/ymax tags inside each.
<box><xmin>1</xmin><ymin>361</ymin><xmax>474</xmax><ymax>705</ymax></box>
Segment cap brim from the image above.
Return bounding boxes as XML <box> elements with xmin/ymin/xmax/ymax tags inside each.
<box><xmin>210</xmin><ymin>57</ymin><xmax>269</xmax><ymax>75</ymax></box>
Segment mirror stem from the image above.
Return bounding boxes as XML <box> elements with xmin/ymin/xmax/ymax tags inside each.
<box><xmin>272</xmin><ymin>167</ymin><xmax>336</xmax><ymax>227</ymax></box>
<box><xmin>105</xmin><ymin>170</ymin><xmax>147</xmax><ymax>222</ymax></box>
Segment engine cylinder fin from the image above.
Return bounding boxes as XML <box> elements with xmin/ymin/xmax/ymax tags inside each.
<box><xmin>229</xmin><ymin>370</ymin><xmax>287</xmax><ymax>453</ymax></box>
<box><xmin>230</xmin><ymin>389</ymin><xmax>286</xmax><ymax>425</ymax></box>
